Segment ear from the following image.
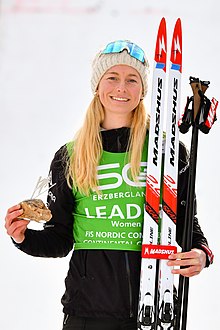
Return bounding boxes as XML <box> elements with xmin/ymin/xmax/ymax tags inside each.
<box><xmin>140</xmin><ymin>89</ymin><xmax>145</xmax><ymax>100</ymax></box>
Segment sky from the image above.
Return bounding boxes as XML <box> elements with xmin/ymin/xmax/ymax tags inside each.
<box><xmin>0</xmin><ymin>1</ymin><xmax>219</xmax><ymax>329</ymax></box>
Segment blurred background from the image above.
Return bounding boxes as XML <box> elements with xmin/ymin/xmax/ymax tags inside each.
<box><xmin>0</xmin><ymin>1</ymin><xmax>219</xmax><ymax>329</ymax></box>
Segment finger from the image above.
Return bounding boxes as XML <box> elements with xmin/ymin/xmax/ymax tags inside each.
<box><xmin>172</xmin><ymin>265</ymin><xmax>200</xmax><ymax>277</ymax></box>
<box><xmin>5</xmin><ymin>208</ymin><xmax>24</xmax><ymax>227</ymax></box>
<box><xmin>167</xmin><ymin>257</ymin><xmax>200</xmax><ymax>267</ymax></box>
<box><xmin>6</xmin><ymin>204</ymin><xmax>22</xmax><ymax>214</ymax></box>
<box><xmin>6</xmin><ymin>219</ymin><xmax>29</xmax><ymax>237</ymax></box>
<box><xmin>168</xmin><ymin>250</ymin><xmax>196</xmax><ymax>260</ymax></box>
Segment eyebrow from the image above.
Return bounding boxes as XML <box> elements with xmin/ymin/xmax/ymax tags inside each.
<box><xmin>105</xmin><ymin>71</ymin><xmax>139</xmax><ymax>77</ymax></box>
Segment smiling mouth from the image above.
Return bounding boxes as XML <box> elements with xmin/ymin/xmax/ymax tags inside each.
<box><xmin>111</xmin><ymin>96</ymin><xmax>130</xmax><ymax>102</ymax></box>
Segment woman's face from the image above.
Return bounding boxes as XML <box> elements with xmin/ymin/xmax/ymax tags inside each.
<box><xmin>97</xmin><ymin>65</ymin><xmax>143</xmax><ymax>126</ymax></box>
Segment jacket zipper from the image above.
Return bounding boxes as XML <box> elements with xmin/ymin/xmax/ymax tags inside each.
<box><xmin>116</xmin><ymin>133</ymin><xmax>121</xmax><ymax>151</ymax></box>
<box><xmin>124</xmin><ymin>252</ymin><xmax>134</xmax><ymax>318</ymax></box>
<box><xmin>63</xmin><ymin>314</ymin><xmax>69</xmax><ymax>325</ymax></box>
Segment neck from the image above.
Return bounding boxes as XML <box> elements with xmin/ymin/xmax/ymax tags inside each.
<box><xmin>101</xmin><ymin>113</ymin><xmax>132</xmax><ymax>130</ymax></box>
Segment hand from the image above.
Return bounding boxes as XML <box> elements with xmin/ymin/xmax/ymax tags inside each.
<box><xmin>5</xmin><ymin>204</ymin><xmax>30</xmax><ymax>244</ymax></box>
<box><xmin>167</xmin><ymin>248</ymin><xmax>207</xmax><ymax>277</ymax></box>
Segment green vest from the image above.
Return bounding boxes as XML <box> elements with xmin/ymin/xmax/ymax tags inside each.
<box><xmin>68</xmin><ymin>137</ymin><xmax>148</xmax><ymax>251</ymax></box>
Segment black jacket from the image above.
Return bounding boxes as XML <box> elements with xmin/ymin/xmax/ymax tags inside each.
<box><xmin>14</xmin><ymin>127</ymin><xmax>213</xmax><ymax>320</ymax></box>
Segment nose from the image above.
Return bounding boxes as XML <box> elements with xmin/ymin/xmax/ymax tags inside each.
<box><xmin>116</xmin><ymin>81</ymin><xmax>126</xmax><ymax>93</ymax></box>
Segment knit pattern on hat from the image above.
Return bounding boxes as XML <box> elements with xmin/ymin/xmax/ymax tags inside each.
<box><xmin>91</xmin><ymin>49</ymin><xmax>149</xmax><ymax>97</ymax></box>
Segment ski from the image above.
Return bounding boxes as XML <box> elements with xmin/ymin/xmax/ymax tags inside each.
<box><xmin>157</xmin><ymin>18</ymin><xmax>182</xmax><ymax>329</ymax></box>
<box><xmin>138</xmin><ymin>18</ymin><xmax>182</xmax><ymax>330</ymax></box>
<box><xmin>138</xmin><ymin>17</ymin><xmax>167</xmax><ymax>330</ymax></box>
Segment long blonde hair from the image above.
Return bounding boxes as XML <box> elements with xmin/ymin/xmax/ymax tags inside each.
<box><xmin>66</xmin><ymin>95</ymin><xmax>149</xmax><ymax>195</ymax></box>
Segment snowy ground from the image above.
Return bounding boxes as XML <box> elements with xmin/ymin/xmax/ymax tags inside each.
<box><xmin>0</xmin><ymin>1</ymin><xmax>219</xmax><ymax>329</ymax></box>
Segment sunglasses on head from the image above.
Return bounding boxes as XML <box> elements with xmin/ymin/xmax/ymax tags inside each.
<box><xmin>101</xmin><ymin>40</ymin><xmax>146</xmax><ymax>64</ymax></box>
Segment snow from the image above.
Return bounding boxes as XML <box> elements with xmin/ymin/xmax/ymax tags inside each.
<box><xmin>0</xmin><ymin>1</ymin><xmax>219</xmax><ymax>329</ymax></box>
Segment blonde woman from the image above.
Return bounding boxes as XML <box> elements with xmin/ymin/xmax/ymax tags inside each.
<box><xmin>5</xmin><ymin>40</ymin><xmax>213</xmax><ymax>330</ymax></box>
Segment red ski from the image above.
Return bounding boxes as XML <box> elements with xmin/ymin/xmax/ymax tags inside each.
<box><xmin>138</xmin><ymin>18</ymin><xmax>182</xmax><ymax>330</ymax></box>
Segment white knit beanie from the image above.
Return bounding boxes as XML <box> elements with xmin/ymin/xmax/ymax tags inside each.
<box><xmin>91</xmin><ymin>43</ymin><xmax>149</xmax><ymax>97</ymax></box>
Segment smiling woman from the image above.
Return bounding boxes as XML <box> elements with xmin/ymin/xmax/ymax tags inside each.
<box><xmin>98</xmin><ymin>65</ymin><xmax>143</xmax><ymax>129</ymax></box>
<box><xmin>4</xmin><ymin>39</ymin><xmax>213</xmax><ymax>330</ymax></box>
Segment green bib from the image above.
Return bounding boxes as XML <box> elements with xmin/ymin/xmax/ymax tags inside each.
<box><xmin>68</xmin><ymin>137</ymin><xmax>148</xmax><ymax>251</ymax></box>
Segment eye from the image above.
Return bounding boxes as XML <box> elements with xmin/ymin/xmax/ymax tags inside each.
<box><xmin>107</xmin><ymin>76</ymin><xmax>117</xmax><ymax>81</ymax></box>
<box><xmin>127</xmin><ymin>78</ymin><xmax>138</xmax><ymax>83</ymax></box>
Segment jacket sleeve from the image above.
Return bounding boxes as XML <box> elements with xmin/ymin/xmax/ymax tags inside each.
<box><xmin>13</xmin><ymin>145</ymin><xmax>74</xmax><ymax>258</ymax></box>
<box><xmin>176</xmin><ymin>141</ymin><xmax>214</xmax><ymax>267</ymax></box>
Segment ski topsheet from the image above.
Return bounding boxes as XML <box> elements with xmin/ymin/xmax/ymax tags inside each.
<box><xmin>138</xmin><ymin>18</ymin><xmax>182</xmax><ymax>330</ymax></box>
<box><xmin>138</xmin><ymin>17</ymin><xmax>167</xmax><ymax>329</ymax></box>
<box><xmin>158</xmin><ymin>18</ymin><xmax>182</xmax><ymax>329</ymax></box>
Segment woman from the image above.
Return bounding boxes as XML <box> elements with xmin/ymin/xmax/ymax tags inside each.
<box><xmin>5</xmin><ymin>40</ymin><xmax>213</xmax><ymax>330</ymax></box>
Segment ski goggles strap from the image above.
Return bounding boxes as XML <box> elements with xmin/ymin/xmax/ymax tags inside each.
<box><xmin>101</xmin><ymin>40</ymin><xmax>146</xmax><ymax>64</ymax></box>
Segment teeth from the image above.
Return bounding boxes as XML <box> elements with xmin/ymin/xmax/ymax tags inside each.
<box><xmin>112</xmin><ymin>96</ymin><xmax>129</xmax><ymax>101</ymax></box>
